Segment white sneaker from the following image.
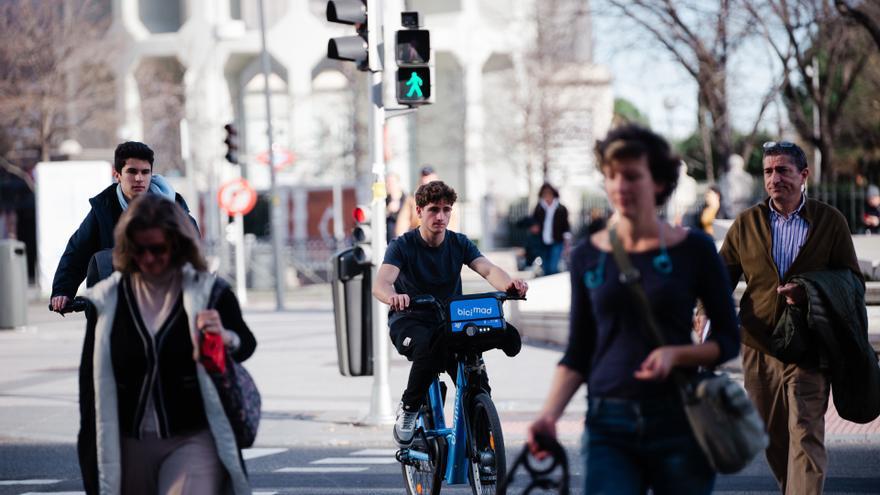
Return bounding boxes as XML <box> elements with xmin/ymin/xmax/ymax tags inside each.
<box><xmin>393</xmin><ymin>403</ymin><xmax>418</xmax><ymax>446</ymax></box>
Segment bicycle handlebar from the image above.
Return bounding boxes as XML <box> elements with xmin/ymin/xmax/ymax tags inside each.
<box><xmin>49</xmin><ymin>297</ymin><xmax>89</xmax><ymax>315</ymax></box>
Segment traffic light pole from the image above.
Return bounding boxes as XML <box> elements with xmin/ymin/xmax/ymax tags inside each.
<box><xmin>363</xmin><ymin>0</ymin><xmax>394</xmax><ymax>426</ymax></box>
<box><xmin>258</xmin><ymin>0</ymin><xmax>285</xmax><ymax>311</ymax></box>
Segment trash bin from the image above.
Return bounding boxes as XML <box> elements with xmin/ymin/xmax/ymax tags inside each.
<box><xmin>330</xmin><ymin>247</ymin><xmax>373</xmax><ymax>376</ymax></box>
<box><xmin>0</xmin><ymin>239</ymin><xmax>28</xmax><ymax>328</ymax></box>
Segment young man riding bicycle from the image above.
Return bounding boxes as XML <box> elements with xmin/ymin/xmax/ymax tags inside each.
<box><xmin>373</xmin><ymin>180</ymin><xmax>529</xmax><ymax>446</ymax></box>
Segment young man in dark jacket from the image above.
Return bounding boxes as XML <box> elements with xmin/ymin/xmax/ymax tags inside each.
<box><xmin>49</xmin><ymin>142</ymin><xmax>197</xmax><ymax>311</ymax></box>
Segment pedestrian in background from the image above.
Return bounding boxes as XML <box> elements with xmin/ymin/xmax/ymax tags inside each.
<box><xmin>77</xmin><ymin>194</ymin><xmax>255</xmax><ymax>494</ymax></box>
<box><xmin>711</xmin><ymin>140</ymin><xmax>861</xmax><ymax>494</ymax></box>
<box><xmin>698</xmin><ymin>184</ymin><xmax>727</xmax><ymax>237</ymax></box>
<box><xmin>528</xmin><ymin>124</ymin><xmax>740</xmax><ymax>494</ymax></box>
<box><xmin>862</xmin><ymin>184</ymin><xmax>880</xmax><ymax>234</ymax></box>
<box><xmin>385</xmin><ymin>172</ymin><xmax>407</xmax><ymax>242</ymax></box>
<box><xmin>395</xmin><ymin>165</ymin><xmax>459</xmax><ymax>236</ymax></box>
<box><xmin>50</xmin><ymin>141</ymin><xmax>197</xmax><ymax>313</ymax></box>
<box><xmin>529</xmin><ymin>183</ymin><xmax>571</xmax><ymax>275</ymax></box>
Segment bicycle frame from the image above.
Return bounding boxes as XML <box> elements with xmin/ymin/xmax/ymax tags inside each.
<box><xmin>403</xmin><ymin>359</ymin><xmax>473</xmax><ymax>485</ymax></box>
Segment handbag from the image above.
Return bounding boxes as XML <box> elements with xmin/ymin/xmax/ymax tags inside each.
<box><xmin>199</xmin><ymin>280</ymin><xmax>262</xmax><ymax>449</ymax></box>
<box><xmin>608</xmin><ymin>229</ymin><xmax>768</xmax><ymax>474</ymax></box>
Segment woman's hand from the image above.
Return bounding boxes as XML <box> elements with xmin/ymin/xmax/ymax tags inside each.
<box><xmin>197</xmin><ymin>309</ymin><xmax>223</xmax><ymax>334</ymax></box>
<box><xmin>527</xmin><ymin>414</ymin><xmax>558</xmax><ymax>460</ymax></box>
<box><xmin>198</xmin><ymin>309</ymin><xmax>241</xmax><ymax>349</ymax></box>
<box><xmin>634</xmin><ymin>346</ymin><xmax>680</xmax><ymax>381</ymax></box>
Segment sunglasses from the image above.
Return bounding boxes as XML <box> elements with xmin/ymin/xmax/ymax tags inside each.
<box><xmin>132</xmin><ymin>242</ymin><xmax>170</xmax><ymax>256</ymax></box>
<box><xmin>762</xmin><ymin>141</ymin><xmax>796</xmax><ymax>151</ymax></box>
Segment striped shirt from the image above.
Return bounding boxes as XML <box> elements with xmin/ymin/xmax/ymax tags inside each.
<box><xmin>769</xmin><ymin>194</ymin><xmax>809</xmax><ymax>278</ymax></box>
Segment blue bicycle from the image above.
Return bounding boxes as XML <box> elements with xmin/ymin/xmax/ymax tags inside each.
<box><xmin>396</xmin><ymin>291</ymin><xmax>523</xmax><ymax>495</ymax></box>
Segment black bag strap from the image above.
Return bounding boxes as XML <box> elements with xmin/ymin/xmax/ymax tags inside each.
<box><xmin>608</xmin><ymin>227</ymin><xmax>668</xmax><ymax>348</ymax></box>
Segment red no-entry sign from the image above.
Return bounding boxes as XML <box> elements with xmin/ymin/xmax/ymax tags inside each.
<box><xmin>218</xmin><ymin>178</ymin><xmax>257</xmax><ymax>216</ymax></box>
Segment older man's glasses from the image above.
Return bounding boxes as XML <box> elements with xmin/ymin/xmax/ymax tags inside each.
<box><xmin>763</xmin><ymin>141</ymin><xmax>796</xmax><ymax>151</ymax></box>
<box><xmin>132</xmin><ymin>242</ymin><xmax>170</xmax><ymax>256</ymax></box>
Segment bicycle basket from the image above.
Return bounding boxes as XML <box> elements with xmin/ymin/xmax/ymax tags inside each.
<box><xmin>447</xmin><ymin>295</ymin><xmax>507</xmax><ymax>347</ymax></box>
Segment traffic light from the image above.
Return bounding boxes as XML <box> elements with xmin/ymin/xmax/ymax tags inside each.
<box><xmin>396</xmin><ymin>12</ymin><xmax>433</xmax><ymax>106</ymax></box>
<box><xmin>326</xmin><ymin>0</ymin><xmax>370</xmax><ymax>71</ymax></box>
<box><xmin>351</xmin><ymin>205</ymin><xmax>372</xmax><ymax>265</ymax></box>
<box><xmin>223</xmin><ymin>123</ymin><xmax>239</xmax><ymax>165</ymax></box>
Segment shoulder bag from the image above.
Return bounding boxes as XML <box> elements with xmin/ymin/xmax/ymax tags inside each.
<box><xmin>608</xmin><ymin>229</ymin><xmax>767</xmax><ymax>474</ymax></box>
<box><xmin>201</xmin><ymin>279</ymin><xmax>262</xmax><ymax>449</ymax></box>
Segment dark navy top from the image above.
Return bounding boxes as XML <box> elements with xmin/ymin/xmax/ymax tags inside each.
<box><xmin>383</xmin><ymin>228</ymin><xmax>483</xmax><ymax>323</ymax></box>
<box><xmin>561</xmin><ymin>230</ymin><xmax>739</xmax><ymax>399</ymax></box>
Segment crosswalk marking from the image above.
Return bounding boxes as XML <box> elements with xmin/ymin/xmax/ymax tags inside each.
<box><xmin>276</xmin><ymin>467</ymin><xmax>370</xmax><ymax>473</ymax></box>
<box><xmin>311</xmin><ymin>457</ymin><xmax>397</xmax><ymax>465</ymax></box>
<box><xmin>243</xmin><ymin>447</ymin><xmax>287</xmax><ymax>460</ymax></box>
<box><xmin>0</xmin><ymin>479</ymin><xmax>61</xmax><ymax>485</ymax></box>
<box><xmin>349</xmin><ymin>448</ymin><xmax>398</xmax><ymax>456</ymax></box>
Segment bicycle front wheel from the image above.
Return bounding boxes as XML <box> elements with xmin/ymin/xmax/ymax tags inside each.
<box><xmin>467</xmin><ymin>393</ymin><xmax>506</xmax><ymax>495</ymax></box>
<box><xmin>402</xmin><ymin>405</ymin><xmax>444</xmax><ymax>495</ymax></box>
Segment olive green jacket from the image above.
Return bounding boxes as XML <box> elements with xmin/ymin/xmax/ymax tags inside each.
<box><xmin>719</xmin><ymin>198</ymin><xmax>862</xmax><ymax>354</ymax></box>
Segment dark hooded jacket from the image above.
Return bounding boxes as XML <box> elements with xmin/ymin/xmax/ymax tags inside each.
<box><xmin>51</xmin><ymin>184</ymin><xmax>197</xmax><ymax>299</ymax></box>
<box><xmin>771</xmin><ymin>270</ymin><xmax>880</xmax><ymax>424</ymax></box>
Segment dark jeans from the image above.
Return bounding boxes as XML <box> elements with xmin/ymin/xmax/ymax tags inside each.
<box><xmin>389</xmin><ymin>316</ymin><xmax>521</xmax><ymax>411</ymax></box>
<box><xmin>583</xmin><ymin>396</ymin><xmax>715</xmax><ymax>495</ymax></box>
<box><xmin>539</xmin><ymin>241</ymin><xmax>564</xmax><ymax>275</ymax></box>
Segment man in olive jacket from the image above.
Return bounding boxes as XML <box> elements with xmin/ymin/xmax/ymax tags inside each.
<box><xmin>717</xmin><ymin>141</ymin><xmax>861</xmax><ymax>494</ymax></box>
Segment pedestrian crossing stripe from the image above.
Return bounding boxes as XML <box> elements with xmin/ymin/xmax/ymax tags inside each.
<box><xmin>349</xmin><ymin>448</ymin><xmax>398</xmax><ymax>456</ymax></box>
<box><xmin>311</xmin><ymin>457</ymin><xmax>397</xmax><ymax>465</ymax></box>
<box><xmin>275</xmin><ymin>467</ymin><xmax>370</xmax><ymax>473</ymax></box>
<box><xmin>0</xmin><ymin>479</ymin><xmax>61</xmax><ymax>485</ymax></box>
<box><xmin>243</xmin><ymin>447</ymin><xmax>287</xmax><ymax>460</ymax></box>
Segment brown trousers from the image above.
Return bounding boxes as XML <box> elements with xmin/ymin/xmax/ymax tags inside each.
<box><xmin>742</xmin><ymin>345</ymin><xmax>830</xmax><ymax>495</ymax></box>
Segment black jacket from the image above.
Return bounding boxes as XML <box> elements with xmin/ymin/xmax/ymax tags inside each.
<box><xmin>51</xmin><ymin>184</ymin><xmax>197</xmax><ymax>298</ymax></box>
<box><xmin>531</xmin><ymin>202</ymin><xmax>571</xmax><ymax>244</ymax></box>
<box><xmin>771</xmin><ymin>270</ymin><xmax>879</xmax><ymax>424</ymax></box>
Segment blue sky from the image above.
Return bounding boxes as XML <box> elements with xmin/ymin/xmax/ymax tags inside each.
<box><xmin>592</xmin><ymin>9</ymin><xmax>785</xmax><ymax>141</ymax></box>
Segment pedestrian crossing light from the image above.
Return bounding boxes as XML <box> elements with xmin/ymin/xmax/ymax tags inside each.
<box><xmin>396</xmin><ymin>12</ymin><xmax>433</xmax><ymax>106</ymax></box>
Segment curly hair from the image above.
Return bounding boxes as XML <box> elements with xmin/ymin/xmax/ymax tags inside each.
<box><xmin>113</xmin><ymin>194</ymin><xmax>207</xmax><ymax>273</ymax></box>
<box><xmin>415</xmin><ymin>180</ymin><xmax>458</xmax><ymax>207</ymax></box>
<box><xmin>594</xmin><ymin>124</ymin><xmax>680</xmax><ymax>206</ymax></box>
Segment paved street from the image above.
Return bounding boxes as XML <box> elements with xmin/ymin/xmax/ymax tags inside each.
<box><xmin>1</xmin><ymin>289</ymin><xmax>879</xmax><ymax>494</ymax></box>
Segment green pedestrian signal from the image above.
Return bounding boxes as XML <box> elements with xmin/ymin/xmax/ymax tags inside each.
<box><xmin>397</xmin><ymin>68</ymin><xmax>431</xmax><ymax>103</ymax></box>
<box><xmin>395</xmin><ymin>14</ymin><xmax>433</xmax><ymax>106</ymax></box>
<box><xmin>405</xmin><ymin>71</ymin><xmax>423</xmax><ymax>98</ymax></box>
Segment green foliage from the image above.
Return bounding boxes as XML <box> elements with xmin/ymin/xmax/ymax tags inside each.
<box><xmin>612</xmin><ymin>98</ymin><xmax>649</xmax><ymax>127</ymax></box>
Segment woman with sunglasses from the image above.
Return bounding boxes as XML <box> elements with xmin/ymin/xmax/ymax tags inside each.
<box><xmin>527</xmin><ymin>125</ymin><xmax>740</xmax><ymax>494</ymax></box>
<box><xmin>76</xmin><ymin>194</ymin><xmax>255</xmax><ymax>494</ymax></box>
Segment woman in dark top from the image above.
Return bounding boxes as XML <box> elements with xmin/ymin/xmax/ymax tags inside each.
<box><xmin>78</xmin><ymin>194</ymin><xmax>255</xmax><ymax>494</ymax></box>
<box><xmin>528</xmin><ymin>125</ymin><xmax>739</xmax><ymax>494</ymax></box>
<box><xmin>529</xmin><ymin>182</ymin><xmax>571</xmax><ymax>275</ymax></box>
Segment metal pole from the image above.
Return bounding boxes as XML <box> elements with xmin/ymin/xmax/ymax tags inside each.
<box><xmin>258</xmin><ymin>0</ymin><xmax>285</xmax><ymax>310</ymax></box>
<box><xmin>234</xmin><ymin>212</ymin><xmax>248</xmax><ymax>305</ymax></box>
<box><xmin>364</xmin><ymin>0</ymin><xmax>393</xmax><ymax>425</ymax></box>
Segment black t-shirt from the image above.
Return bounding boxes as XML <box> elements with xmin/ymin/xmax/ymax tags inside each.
<box><xmin>383</xmin><ymin>228</ymin><xmax>483</xmax><ymax>321</ymax></box>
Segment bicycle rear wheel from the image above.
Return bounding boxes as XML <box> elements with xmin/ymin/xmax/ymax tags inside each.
<box><xmin>401</xmin><ymin>404</ymin><xmax>445</xmax><ymax>495</ymax></box>
<box><xmin>467</xmin><ymin>393</ymin><xmax>506</xmax><ymax>495</ymax></box>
